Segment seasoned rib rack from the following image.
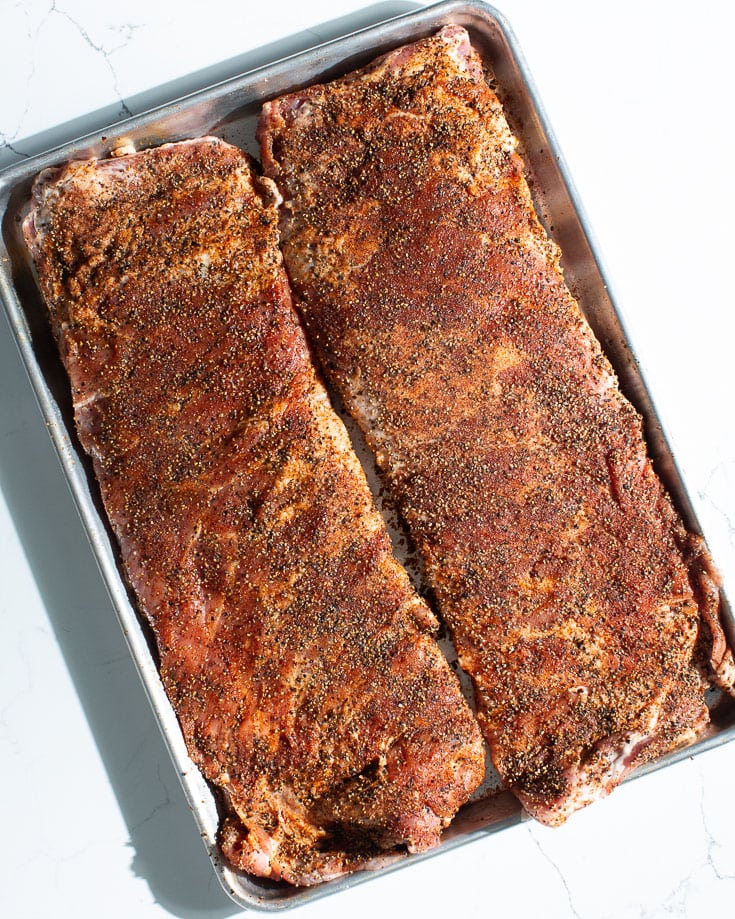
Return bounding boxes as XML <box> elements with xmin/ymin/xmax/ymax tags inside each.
<box><xmin>24</xmin><ymin>137</ymin><xmax>484</xmax><ymax>883</ymax></box>
<box><xmin>259</xmin><ymin>26</ymin><xmax>735</xmax><ymax>825</ymax></box>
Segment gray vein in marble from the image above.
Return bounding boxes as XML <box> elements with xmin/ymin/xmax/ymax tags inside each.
<box><xmin>643</xmin><ymin>872</ymin><xmax>690</xmax><ymax>919</ymax></box>
<box><xmin>697</xmin><ymin>759</ymin><xmax>735</xmax><ymax>883</ymax></box>
<box><xmin>107</xmin><ymin>22</ymin><xmax>144</xmax><ymax>54</ymax></box>
<box><xmin>1</xmin><ymin>4</ymin><xmax>144</xmax><ymax>161</ymax></box>
<box><xmin>98</xmin><ymin>651</ymin><xmax>131</xmax><ymax>668</ymax></box>
<box><xmin>0</xmin><ymin>639</ymin><xmax>34</xmax><ymax>729</ymax></box>
<box><xmin>0</xmin><ymin>2</ymin><xmax>35</xmax><ymax>147</ymax></box>
<box><xmin>46</xmin><ymin>2</ymin><xmax>138</xmax><ymax>118</ymax></box>
<box><xmin>130</xmin><ymin>764</ymin><xmax>172</xmax><ymax>832</ymax></box>
<box><xmin>57</xmin><ymin>841</ymin><xmax>95</xmax><ymax>864</ymax></box>
<box><xmin>637</xmin><ymin>765</ymin><xmax>735</xmax><ymax>918</ymax></box>
<box><xmin>529</xmin><ymin>829</ymin><xmax>583</xmax><ymax>919</ymax></box>
<box><xmin>124</xmin><ymin>727</ymin><xmax>153</xmax><ymax>771</ymax></box>
<box><xmin>0</xmin><ymin>136</ymin><xmax>29</xmax><ymax>160</ymax></box>
<box><xmin>699</xmin><ymin>461</ymin><xmax>735</xmax><ymax>550</ymax></box>
<box><xmin>50</xmin><ymin>841</ymin><xmax>98</xmax><ymax>896</ymax></box>
<box><xmin>2</xmin><ymin>97</ymin><xmax>34</xmax><ymax>155</ymax></box>
<box><xmin>0</xmin><ymin>417</ymin><xmax>31</xmax><ymax>437</ymax></box>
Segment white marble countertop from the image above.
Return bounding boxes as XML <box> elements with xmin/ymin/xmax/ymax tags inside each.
<box><xmin>1</xmin><ymin>1</ymin><xmax>734</xmax><ymax>916</ymax></box>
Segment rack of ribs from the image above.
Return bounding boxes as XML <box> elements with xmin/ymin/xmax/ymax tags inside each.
<box><xmin>259</xmin><ymin>26</ymin><xmax>735</xmax><ymax>825</ymax></box>
<box><xmin>24</xmin><ymin>136</ymin><xmax>485</xmax><ymax>884</ymax></box>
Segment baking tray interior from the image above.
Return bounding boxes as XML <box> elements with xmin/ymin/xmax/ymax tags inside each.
<box><xmin>2</xmin><ymin>0</ymin><xmax>734</xmax><ymax>911</ymax></box>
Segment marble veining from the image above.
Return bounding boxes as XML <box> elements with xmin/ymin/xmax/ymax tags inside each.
<box><xmin>1</xmin><ymin>1</ymin><xmax>141</xmax><ymax>161</ymax></box>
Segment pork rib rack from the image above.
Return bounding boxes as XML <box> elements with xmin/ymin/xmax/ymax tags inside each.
<box><xmin>24</xmin><ymin>136</ymin><xmax>485</xmax><ymax>884</ymax></box>
<box><xmin>259</xmin><ymin>27</ymin><xmax>735</xmax><ymax>825</ymax></box>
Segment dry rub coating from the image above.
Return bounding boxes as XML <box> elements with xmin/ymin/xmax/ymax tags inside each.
<box><xmin>259</xmin><ymin>26</ymin><xmax>735</xmax><ymax>824</ymax></box>
<box><xmin>24</xmin><ymin>137</ymin><xmax>484</xmax><ymax>883</ymax></box>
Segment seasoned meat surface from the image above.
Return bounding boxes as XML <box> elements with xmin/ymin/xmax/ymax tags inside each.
<box><xmin>24</xmin><ymin>137</ymin><xmax>484</xmax><ymax>883</ymax></box>
<box><xmin>259</xmin><ymin>27</ymin><xmax>735</xmax><ymax>825</ymax></box>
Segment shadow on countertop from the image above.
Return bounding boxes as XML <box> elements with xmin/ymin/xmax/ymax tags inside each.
<box><xmin>0</xmin><ymin>3</ymin><xmax>419</xmax><ymax>915</ymax></box>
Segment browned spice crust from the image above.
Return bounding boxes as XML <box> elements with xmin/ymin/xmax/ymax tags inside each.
<box><xmin>259</xmin><ymin>26</ymin><xmax>735</xmax><ymax>824</ymax></box>
<box><xmin>24</xmin><ymin>137</ymin><xmax>484</xmax><ymax>884</ymax></box>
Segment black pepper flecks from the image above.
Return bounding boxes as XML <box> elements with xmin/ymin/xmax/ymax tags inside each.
<box><xmin>25</xmin><ymin>134</ymin><xmax>484</xmax><ymax>886</ymax></box>
<box><xmin>259</xmin><ymin>23</ymin><xmax>733</xmax><ymax>827</ymax></box>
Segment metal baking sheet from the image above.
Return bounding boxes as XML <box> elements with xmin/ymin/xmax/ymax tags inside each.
<box><xmin>1</xmin><ymin>0</ymin><xmax>734</xmax><ymax>911</ymax></box>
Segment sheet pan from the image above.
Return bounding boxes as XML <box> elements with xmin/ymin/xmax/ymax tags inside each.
<box><xmin>1</xmin><ymin>1</ymin><xmax>733</xmax><ymax>910</ymax></box>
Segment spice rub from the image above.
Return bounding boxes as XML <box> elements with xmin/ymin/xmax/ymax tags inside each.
<box><xmin>259</xmin><ymin>26</ymin><xmax>735</xmax><ymax>824</ymax></box>
<box><xmin>24</xmin><ymin>137</ymin><xmax>484</xmax><ymax>883</ymax></box>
